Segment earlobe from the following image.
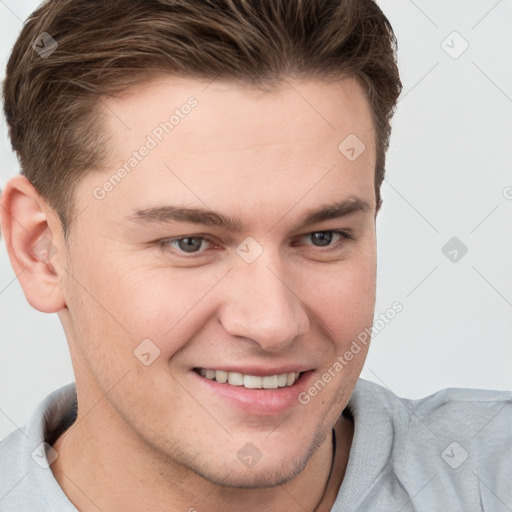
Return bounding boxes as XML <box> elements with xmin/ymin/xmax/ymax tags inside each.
<box><xmin>0</xmin><ymin>175</ymin><xmax>67</xmax><ymax>313</ymax></box>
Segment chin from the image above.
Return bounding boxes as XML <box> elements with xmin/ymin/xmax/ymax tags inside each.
<box><xmin>194</xmin><ymin>460</ymin><xmax>306</xmax><ymax>489</ymax></box>
<box><xmin>189</xmin><ymin>436</ymin><xmax>320</xmax><ymax>490</ymax></box>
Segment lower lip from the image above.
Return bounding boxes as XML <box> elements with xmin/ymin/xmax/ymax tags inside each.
<box><xmin>190</xmin><ymin>370</ymin><xmax>315</xmax><ymax>416</ymax></box>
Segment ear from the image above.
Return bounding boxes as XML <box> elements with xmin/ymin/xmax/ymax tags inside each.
<box><xmin>0</xmin><ymin>175</ymin><xmax>67</xmax><ymax>313</ymax></box>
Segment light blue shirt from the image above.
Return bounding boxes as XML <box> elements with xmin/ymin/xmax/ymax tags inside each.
<box><xmin>1</xmin><ymin>379</ymin><xmax>510</xmax><ymax>511</ymax></box>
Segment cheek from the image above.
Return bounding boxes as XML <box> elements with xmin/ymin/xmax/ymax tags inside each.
<box><xmin>93</xmin><ymin>261</ymin><xmax>229</xmax><ymax>356</ymax></box>
<box><xmin>299</xmin><ymin>250</ymin><xmax>376</xmax><ymax>335</ymax></box>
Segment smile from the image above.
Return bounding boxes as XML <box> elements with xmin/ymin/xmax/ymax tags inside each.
<box><xmin>194</xmin><ymin>368</ymin><xmax>302</xmax><ymax>389</ymax></box>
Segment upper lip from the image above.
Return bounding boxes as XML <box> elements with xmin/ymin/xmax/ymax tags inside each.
<box><xmin>194</xmin><ymin>365</ymin><xmax>313</xmax><ymax>377</ymax></box>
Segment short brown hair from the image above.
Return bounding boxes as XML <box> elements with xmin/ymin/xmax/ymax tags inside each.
<box><xmin>3</xmin><ymin>0</ymin><xmax>402</xmax><ymax>239</ymax></box>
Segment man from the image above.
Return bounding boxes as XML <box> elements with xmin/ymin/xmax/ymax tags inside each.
<box><xmin>0</xmin><ymin>0</ymin><xmax>510</xmax><ymax>510</ymax></box>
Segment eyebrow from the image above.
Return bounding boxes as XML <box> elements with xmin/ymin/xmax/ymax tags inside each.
<box><xmin>127</xmin><ymin>196</ymin><xmax>372</xmax><ymax>232</ymax></box>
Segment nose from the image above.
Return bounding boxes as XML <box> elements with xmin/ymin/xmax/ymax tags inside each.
<box><xmin>218</xmin><ymin>253</ymin><xmax>310</xmax><ymax>352</ymax></box>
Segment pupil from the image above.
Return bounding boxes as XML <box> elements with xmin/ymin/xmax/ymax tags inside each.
<box><xmin>179</xmin><ymin>237</ymin><xmax>202</xmax><ymax>252</ymax></box>
<box><xmin>312</xmin><ymin>232</ymin><xmax>332</xmax><ymax>246</ymax></box>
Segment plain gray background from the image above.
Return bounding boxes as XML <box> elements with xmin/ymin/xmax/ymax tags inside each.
<box><xmin>1</xmin><ymin>0</ymin><xmax>511</xmax><ymax>440</ymax></box>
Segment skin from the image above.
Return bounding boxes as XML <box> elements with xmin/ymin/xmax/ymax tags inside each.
<box><xmin>1</xmin><ymin>76</ymin><xmax>377</xmax><ymax>511</ymax></box>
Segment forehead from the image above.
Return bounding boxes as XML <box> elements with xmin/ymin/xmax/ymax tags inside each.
<box><xmin>77</xmin><ymin>76</ymin><xmax>376</xmax><ymax>229</ymax></box>
<box><xmin>100</xmin><ymin>74</ymin><xmax>375</xmax><ymax>149</ymax></box>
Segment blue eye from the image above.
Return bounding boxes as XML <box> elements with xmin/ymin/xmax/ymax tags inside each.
<box><xmin>168</xmin><ymin>236</ymin><xmax>210</xmax><ymax>253</ymax></box>
<box><xmin>308</xmin><ymin>231</ymin><xmax>335</xmax><ymax>246</ymax></box>
<box><xmin>302</xmin><ymin>230</ymin><xmax>352</xmax><ymax>247</ymax></box>
<box><xmin>156</xmin><ymin>229</ymin><xmax>353</xmax><ymax>258</ymax></box>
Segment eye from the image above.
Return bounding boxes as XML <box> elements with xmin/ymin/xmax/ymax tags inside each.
<box><xmin>308</xmin><ymin>231</ymin><xmax>336</xmax><ymax>247</ymax></box>
<box><xmin>165</xmin><ymin>236</ymin><xmax>211</xmax><ymax>253</ymax></box>
<box><xmin>297</xmin><ymin>230</ymin><xmax>353</xmax><ymax>248</ymax></box>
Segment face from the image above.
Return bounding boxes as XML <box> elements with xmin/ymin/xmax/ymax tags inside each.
<box><xmin>58</xmin><ymin>76</ymin><xmax>377</xmax><ymax>487</ymax></box>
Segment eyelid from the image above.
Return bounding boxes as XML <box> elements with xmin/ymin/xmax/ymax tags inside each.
<box><xmin>294</xmin><ymin>229</ymin><xmax>354</xmax><ymax>246</ymax></box>
<box><xmin>310</xmin><ymin>229</ymin><xmax>354</xmax><ymax>240</ymax></box>
<box><xmin>158</xmin><ymin>235</ymin><xmax>216</xmax><ymax>254</ymax></box>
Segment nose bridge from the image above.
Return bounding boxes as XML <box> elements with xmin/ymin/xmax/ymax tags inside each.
<box><xmin>219</xmin><ymin>251</ymin><xmax>309</xmax><ymax>350</ymax></box>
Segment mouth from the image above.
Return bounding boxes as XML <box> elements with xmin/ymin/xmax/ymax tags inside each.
<box><xmin>191</xmin><ymin>366</ymin><xmax>315</xmax><ymax>415</ymax></box>
<box><xmin>193</xmin><ymin>367</ymin><xmax>302</xmax><ymax>389</ymax></box>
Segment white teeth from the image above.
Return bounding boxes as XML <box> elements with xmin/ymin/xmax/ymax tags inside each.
<box><xmin>216</xmin><ymin>370</ymin><xmax>228</xmax><ymax>383</ymax></box>
<box><xmin>243</xmin><ymin>375</ymin><xmax>262</xmax><ymax>389</ymax></box>
<box><xmin>227</xmin><ymin>372</ymin><xmax>244</xmax><ymax>386</ymax></box>
<box><xmin>262</xmin><ymin>375</ymin><xmax>278</xmax><ymax>389</ymax></box>
<box><xmin>198</xmin><ymin>369</ymin><xmax>301</xmax><ymax>389</ymax></box>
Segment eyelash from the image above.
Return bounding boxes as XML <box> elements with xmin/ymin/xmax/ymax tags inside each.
<box><xmin>156</xmin><ymin>230</ymin><xmax>355</xmax><ymax>257</ymax></box>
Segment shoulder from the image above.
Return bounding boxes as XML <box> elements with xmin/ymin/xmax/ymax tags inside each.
<box><xmin>0</xmin><ymin>383</ymin><xmax>78</xmax><ymax>511</ymax></box>
<box><xmin>344</xmin><ymin>379</ymin><xmax>512</xmax><ymax>510</ymax></box>
<box><xmin>350</xmin><ymin>378</ymin><xmax>512</xmax><ymax>435</ymax></box>
<box><xmin>0</xmin><ymin>427</ymin><xmax>26</xmax><ymax>496</ymax></box>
